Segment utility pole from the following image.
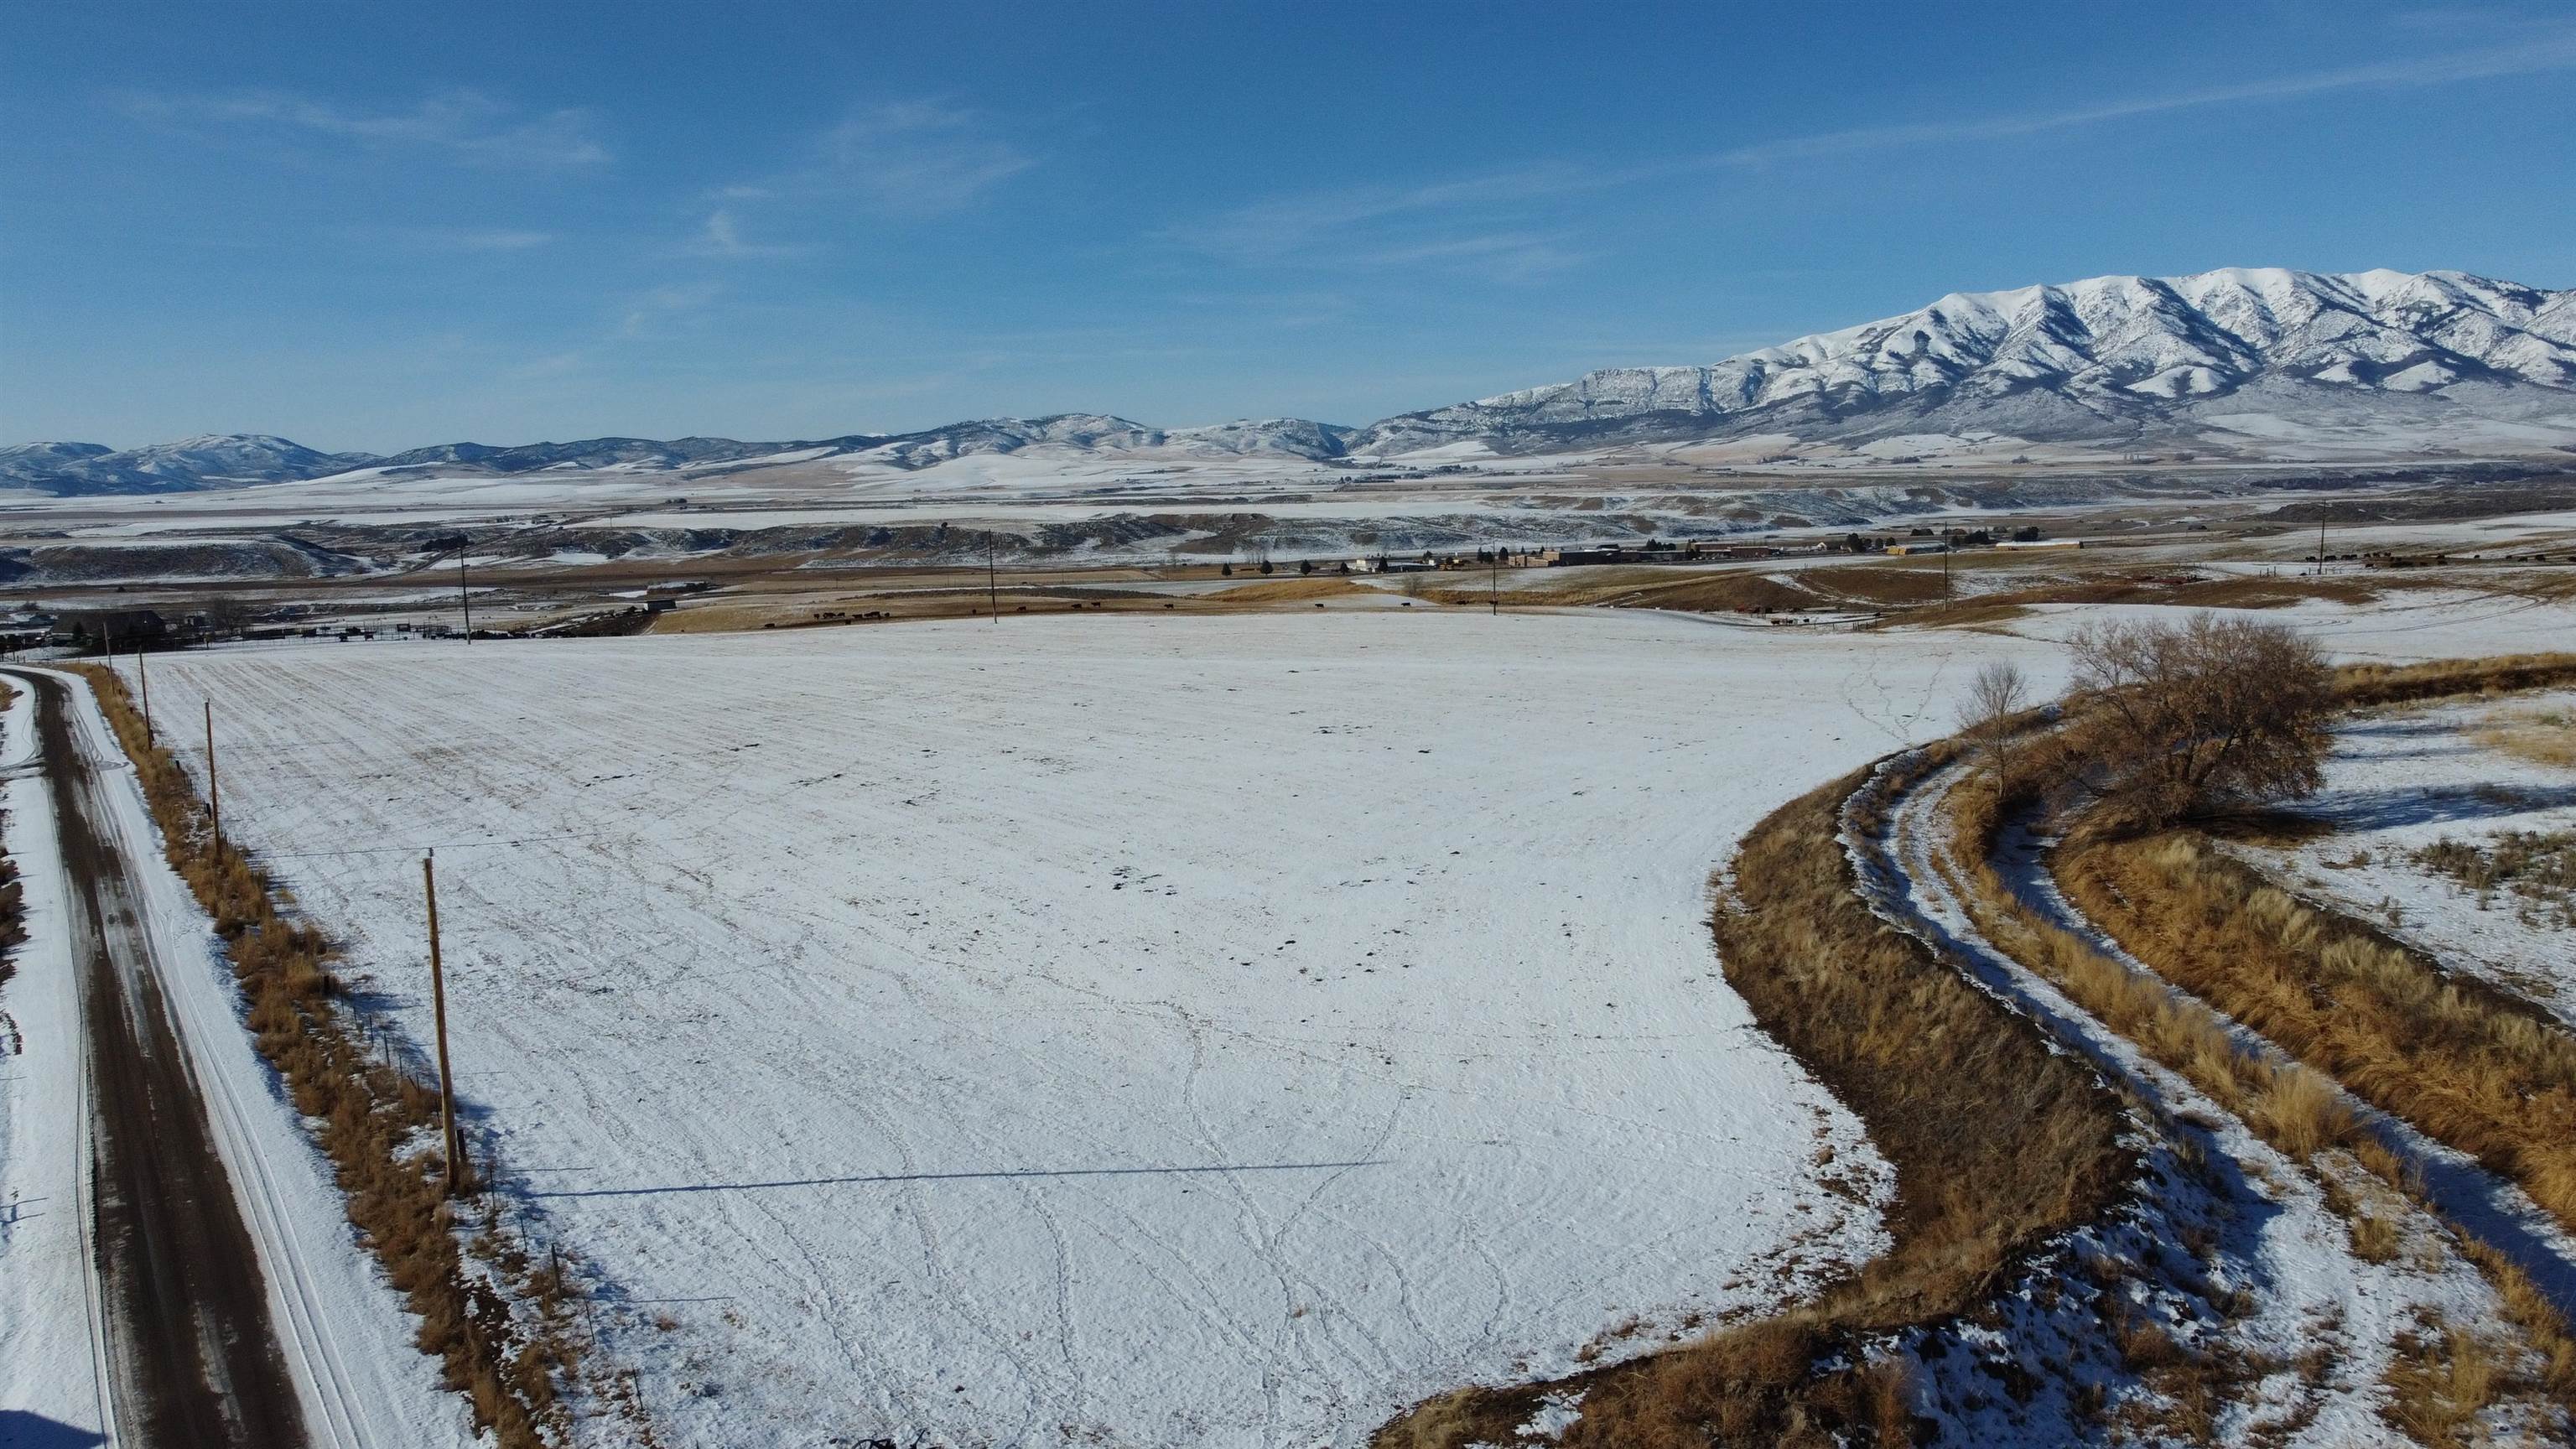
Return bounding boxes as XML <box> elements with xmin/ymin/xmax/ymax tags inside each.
<box><xmin>457</xmin><ymin>536</ymin><xmax>474</xmax><ymax>642</ymax></box>
<box><xmin>423</xmin><ymin>851</ymin><xmax>465</xmax><ymax>1197</ymax></box>
<box><xmin>2316</xmin><ymin>515</ymin><xmax>2327</xmax><ymax>577</ymax></box>
<box><xmin>139</xmin><ymin>647</ymin><xmax>153</xmax><ymax>746</ymax></box>
<box><xmin>1488</xmin><ymin>546</ymin><xmax>1499</xmax><ymax>616</ymax></box>
<box><xmin>204</xmin><ymin>699</ymin><xmax>221</xmax><ymax>860</ymax></box>
<box><xmin>1943</xmin><ymin>529</ymin><xmax>1954</xmax><ymax>597</ymax></box>
<box><xmin>984</xmin><ymin>532</ymin><xmax>1000</xmax><ymax>623</ymax></box>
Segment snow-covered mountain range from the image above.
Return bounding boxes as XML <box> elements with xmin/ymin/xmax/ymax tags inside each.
<box><xmin>1352</xmin><ymin>267</ymin><xmax>2576</xmax><ymax>454</ymax></box>
<box><xmin>9</xmin><ymin>268</ymin><xmax>2573</xmax><ymax>496</ymax></box>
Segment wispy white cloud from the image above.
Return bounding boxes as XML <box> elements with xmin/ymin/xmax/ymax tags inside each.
<box><xmin>678</xmin><ymin>208</ymin><xmax>807</xmax><ymax>258</ymax></box>
<box><xmin>719</xmin><ymin>101</ymin><xmax>1034</xmax><ymax>221</ymax></box>
<box><xmin>671</xmin><ymin>101</ymin><xmax>1034</xmax><ymax>260</ymax></box>
<box><xmin>1172</xmin><ymin>28</ymin><xmax>2576</xmax><ymax>276</ymax></box>
<box><xmin>618</xmin><ymin>281</ymin><xmax>725</xmax><ymax>339</ymax></box>
<box><xmin>508</xmin><ymin>350</ymin><xmax>589</xmax><ymax>381</ymax></box>
<box><xmin>1169</xmin><ymin>166</ymin><xmax>1590</xmax><ymax>265</ymax></box>
<box><xmin>1350</xmin><ymin>231</ymin><xmax>1587</xmax><ymax>281</ymax></box>
<box><xmin>117</xmin><ymin>87</ymin><xmax>610</xmax><ymax>167</ymax></box>
<box><xmin>356</xmin><ymin>225</ymin><xmax>558</xmax><ymax>252</ymax></box>
<box><xmin>1706</xmin><ymin>30</ymin><xmax>2576</xmax><ymax>169</ymax></box>
<box><xmin>813</xmin><ymin>101</ymin><xmax>1035</xmax><ymax>216</ymax></box>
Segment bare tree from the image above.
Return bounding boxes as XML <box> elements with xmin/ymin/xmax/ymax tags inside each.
<box><xmin>1959</xmin><ymin>660</ymin><xmax>2030</xmax><ymax>796</ymax></box>
<box><xmin>203</xmin><ymin>595</ymin><xmax>254</xmax><ymax>640</ymax></box>
<box><xmin>2065</xmin><ymin>613</ymin><xmax>2334</xmax><ymax>829</ymax></box>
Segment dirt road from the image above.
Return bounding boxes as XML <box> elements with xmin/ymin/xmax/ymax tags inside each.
<box><xmin>21</xmin><ymin>668</ymin><xmax>310</xmax><ymax>1448</ymax></box>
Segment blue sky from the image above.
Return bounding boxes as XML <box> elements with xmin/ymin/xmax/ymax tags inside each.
<box><xmin>8</xmin><ymin>1</ymin><xmax>2576</xmax><ymax>450</ymax></box>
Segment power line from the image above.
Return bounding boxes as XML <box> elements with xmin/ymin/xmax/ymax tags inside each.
<box><xmin>253</xmin><ymin>831</ymin><xmax>615</xmax><ymax>861</ymax></box>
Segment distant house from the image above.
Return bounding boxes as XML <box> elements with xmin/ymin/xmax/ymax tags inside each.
<box><xmin>1543</xmin><ymin>546</ymin><xmax>1628</xmax><ymax>567</ymax></box>
<box><xmin>58</xmin><ymin>608</ymin><xmax>169</xmax><ymax>650</ymax></box>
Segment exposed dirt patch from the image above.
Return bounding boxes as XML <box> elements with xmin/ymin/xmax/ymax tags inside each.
<box><xmin>1203</xmin><ymin>575</ymin><xmax>1373</xmax><ymax>603</ymax></box>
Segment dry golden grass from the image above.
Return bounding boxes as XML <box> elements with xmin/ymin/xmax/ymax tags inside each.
<box><xmin>2060</xmin><ymin>834</ymin><xmax>2576</xmax><ymax>1235</ymax></box>
<box><xmin>1374</xmin><ymin>755</ymin><xmax>2128</xmax><ymax>1449</ymax></box>
<box><xmin>2334</xmin><ymin>652</ymin><xmax>2576</xmax><ymax>709</ymax></box>
<box><xmin>65</xmin><ymin>664</ymin><xmax>600</xmax><ymax>1449</ymax></box>
<box><xmin>2477</xmin><ymin>703</ymin><xmax>2576</xmax><ymax>771</ymax></box>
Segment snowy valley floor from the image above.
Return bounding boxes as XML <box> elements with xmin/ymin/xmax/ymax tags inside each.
<box><xmin>126</xmin><ymin>610</ymin><xmax>2076</xmax><ymax>1446</ymax></box>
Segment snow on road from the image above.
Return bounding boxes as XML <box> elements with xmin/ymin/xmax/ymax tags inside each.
<box><xmin>137</xmin><ymin>610</ymin><xmax>2049</xmax><ymax>1446</ymax></box>
<box><xmin>0</xmin><ymin>682</ymin><xmax>117</xmax><ymax>1441</ymax></box>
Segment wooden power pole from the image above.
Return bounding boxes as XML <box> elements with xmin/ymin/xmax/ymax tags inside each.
<box><xmin>203</xmin><ymin>699</ymin><xmax>220</xmax><ymax>858</ymax></box>
<box><xmin>423</xmin><ymin>851</ymin><xmax>465</xmax><ymax>1196</ymax></box>
<box><xmin>985</xmin><ymin>532</ymin><xmax>1000</xmax><ymax>622</ymax></box>
<box><xmin>139</xmin><ymin>647</ymin><xmax>153</xmax><ymax>746</ymax></box>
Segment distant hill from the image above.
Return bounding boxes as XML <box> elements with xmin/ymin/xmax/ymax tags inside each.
<box><xmin>0</xmin><ymin>434</ymin><xmax>372</xmax><ymax>496</ymax></box>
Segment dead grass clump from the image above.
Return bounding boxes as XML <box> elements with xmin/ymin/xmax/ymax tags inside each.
<box><xmin>2384</xmin><ymin>1321</ymin><xmax>2506</xmax><ymax>1445</ymax></box>
<box><xmin>1374</xmin><ymin>759</ymin><xmax>2127</xmax><ymax>1448</ymax></box>
<box><xmin>63</xmin><ymin>665</ymin><xmax>587</xmax><ymax>1448</ymax></box>
<box><xmin>2411</xmin><ymin>828</ymin><xmax>2576</xmax><ymax>930</ymax></box>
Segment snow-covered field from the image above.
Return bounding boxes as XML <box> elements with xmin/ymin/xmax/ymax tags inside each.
<box><xmin>2248</xmin><ymin>689</ymin><xmax>2576</xmax><ymax>1024</ymax></box>
<box><xmin>132</xmin><ymin>611</ymin><xmax>2059</xmax><ymax>1446</ymax></box>
<box><xmin>2001</xmin><ymin>588</ymin><xmax>2576</xmax><ymax>665</ymax></box>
